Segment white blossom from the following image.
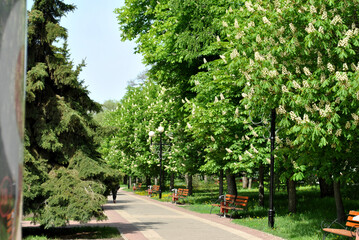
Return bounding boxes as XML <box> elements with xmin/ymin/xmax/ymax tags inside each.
<box><xmin>211</xmin><ymin>136</ymin><xmax>215</xmax><ymax>142</ymax></box>
<box><xmin>293</xmin><ymin>80</ymin><xmax>301</xmax><ymax>89</ymax></box>
<box><xmin>217</xmin><ymin>36</ymin><xmax>221</xmax><ymax>42</ymax></box>
<box><xmin>335</xmin><ymin>71</ymin><xmax>348</xmax><ymax>82</ymax></box>
<box><xmin>335</xmin><ymin>129</ymin><xmax>342</xmax><ymax>137</ymax></box>
<box><xmin>220</xmin><ymin>93</ymin><xmax>225</xmax><ymax>100</ymax></box>
<box><xmin>256</xmin><ymin>34</ymin><xmax>262</xmax><ymax>43</ymax></box>
<box><xmin>254</xmin><ymin>52</ymin><xmax>265</xmax><ymax>61</ymax></box>
<box><xmin>277</xmin><ymin>105</ymin><xmax>286</xmax><ymax>114</ymax></box>
<box><xmin>322</xmin><ymin>11</ymin><xmax>327</xmax><ymax>20</ymax></box>
<box><xmin>245</xmin><ymin>1</ymin><xmax>255</xmax><ymax>12</ymax></box>
<box><xmin>225</xmin><ymin>148</ymin><xmax>233</xmax><ymax>153</ymax></box>
<box><xmin>345</xmin><ymin>121</ymin><xmax>351</xmax><ymax>129</ymax></box>
<box><xmin>203</xmin><ymin>58</ymin><xmax>207</xmax><ymax>63</ymax></box>
<box><xmin>262</xmin><ymin>16</ymin><xmax>271</xmax><ymax>25</ymax></box>
<box><xmin>230</xmin><ymin>49</ymin><xmax>239</xmax><ymax>59</ymax></box>
<box><xmin>282</xmin><ymin>85</ymin><xmax>289</xmax><ymax>93</ymax></box>
<box><xmin>222</xmin><ymin>21</ymin><xmax>228</xmax><ymax>27</ymax></box>
<box><xmin>331</xmin><ymin>15</ymin><xmax>342</xmax><ymax>25</ymax></box>
<box><xmin>303</xmin><ymin>67</ymin><xmax>312</xmax><ymax>76</ymax></box>
<box><xmin>235</xmin><ymin>107</ymin><xmax>239</xmax><ymax>117</ymax></box>
<box><xmin>305</xmin><ymin>23</ymin><xmax>316</xmax><ymax>33</ymax></box>
<box><xmin>251</xmin><ymin>144</ymin><xmax>259</xmax><ymax>153</ymax></box>
<box><xmin>310</xmin><ymin>5</ymin><xmax>317</xmax><ymax>14</ymax></box>
<box><xmin>235</xmin><ymin>31</ymin><xmax>245</xmax><ymax>39</ymax></box>
<box><xmin>289</xmin><ymin>23</ymin><xmax>296</xmax><ymax>33</ymax></box>
<box><xmin>247</xmin><ymin>21</ymin><xmax>255</xmax><ymax>28</ymax></box>
<box><xmin>317</xmin><ymin>52</ymin><xmax>322</xmax><ymax>65</ymax></box>
<box><xmin>220</xmin><ymin>55</ymin><xmax>227</xmax><ymax>63</ymax></box>
<box><xmin>327</xmin><ymin>63</ymin><xmax>335</xmax><ymax>72</ymax></box>
<box><xmin>234</xmin><ymin>19</ymin><xmax>239</xmax><ymax>28</ymax></box>
<box><xmin>338</xmin><ymin>36</ymin><xmax>349</xmax><ymax>47</ymax></box>
<box><xmin>245</xmin><ymin>150</ymin><xmax>253</xmax><ymax>158</ymax></box>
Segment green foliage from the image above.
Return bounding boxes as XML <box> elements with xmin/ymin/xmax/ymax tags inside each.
<box><xmin>24</xmin><ymin>0</ymin><xmax>120</xmax><ymax>228</ymax></box>
<box><xmin>114</xmin><ymin>0</ymin><xmax>359</xmax><ymax>219</ymax></box>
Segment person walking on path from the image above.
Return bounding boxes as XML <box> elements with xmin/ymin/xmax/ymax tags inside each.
<box><xmin>110</xmin><ymin>181</ymin><xmax>120</xmax><ymax>203</ymax></box>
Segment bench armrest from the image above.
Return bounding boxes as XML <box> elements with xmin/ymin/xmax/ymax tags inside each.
<box><xmin>321</xmin><ymin>215</ymin><xmax>348</xmax><ymax>230</ymax></box>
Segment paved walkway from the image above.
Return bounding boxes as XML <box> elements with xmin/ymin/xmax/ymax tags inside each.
<box><xmin>22</xmin><ymin>190</ymin><xmax>284</xmax><ymax>240</ymax></box>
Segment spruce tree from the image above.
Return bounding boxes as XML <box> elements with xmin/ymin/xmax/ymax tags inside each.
<box><xmin>24</xmin><ymin>0</ymin><xmax>118</xmax><ymax>228</ymax></box>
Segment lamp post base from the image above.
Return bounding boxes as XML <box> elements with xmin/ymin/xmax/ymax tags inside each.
<box><xmin>268</xmin><ymin>209</ymin><xmax>275</xmax><ymax>228</ymax></box>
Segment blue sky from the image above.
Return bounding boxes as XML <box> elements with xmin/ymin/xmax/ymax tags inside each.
<box><xmin>27</xmin><ymin>0</ymin><xmax>147</xmax><ymax>104</ymax></box>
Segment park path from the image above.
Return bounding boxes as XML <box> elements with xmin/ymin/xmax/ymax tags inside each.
<box><xmin>22</xmin><ymin>189</ymin><xmax>285</xmax><ymax>240</ymax></box>
<box><xmin>102</xmin><ymin>189</ymin><xmax>284</xmax><ymax>240</ymax></box>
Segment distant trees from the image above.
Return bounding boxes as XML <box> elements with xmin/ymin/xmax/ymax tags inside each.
<box><xmin>24</xmin><ymin>0</ymin><xmax>120</xmax><ymax>228</ymax></box>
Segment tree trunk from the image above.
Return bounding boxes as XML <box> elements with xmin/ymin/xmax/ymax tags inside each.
<box><xmin>170</xmin><ymin>173</ymin><xmax>175</xmax><ymax>190</ymax></box>
<box><xmin>242</xmin><ymin>173</ymin><xmax>248</xmax><ymax>189</ymax></box>
<box><xmin>124</xmin><ymin>175</ymin><xmax>128</xmax><ymax>185</ymax></box>
<box><xmin>128</xmin><ymin>176</ymin><xmax>132</xmax><ymax>189</ymax></box>
<box><xmin>319</xmin><ymin>177</ymin><xmax>334</xmax><ymax>198</ymax></box>
<box><xmin>258</xmin><ymin>163</ymin><xmax>264</xmax><ymax>207</ymax></box>
<box><xmin>333</xmin><ymin>180</ymin><xmax>345</xmax><ymax>223</ymax></box>
<box><xmin>248</xmin><ymin>178</ymin><xmax>252</xmax><ymax>189</ymax></box>
<box><xmin>287</xmin><ymin>179</ymin><xmax>296</xmax><ymax>213</ymax></box>
<box><xmin>219</xmin><ymin>170</ymin><xmax>224</xmax><ymax>196</ymax></box>
<box><xmin>226</xmin><ymin>169</ymin><xmax>237</xmax><ymax>196</ymax></box>
<box><xmin>154</xmin><ymin>177</ymin><xmax>158</xmax><ymax>185</ymax></box>
<box><xmin>187</xmin><ymin>174</ymin><xmax>193</xmax><ymax>196</ymax></box>
<box><xmin>146</xmin><ymin>176</ymin><xmax>151</xmax><ymax>188</ymax></box>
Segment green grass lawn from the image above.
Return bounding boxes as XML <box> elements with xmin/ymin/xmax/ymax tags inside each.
<box><xmin>130</xmin><ymin>181</ymin><xmax>359</xmax><ymax>240</ymax></box>
<box><xmin>22</xmin><ymin>226</ymin><xmax>122</xmax><ymax>240</ymax></box>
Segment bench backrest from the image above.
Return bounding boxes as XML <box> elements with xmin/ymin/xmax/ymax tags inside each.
<box><xmin>138</xmin><ymin>183</ymin><xmax>142</xmax><ymax>188</ymax></box>
<box><xmin>181</xmin><ymin>188</ymin><xmax>189</xmax><ymax>196</ymax></box>
<box><xmin>346</xmin><ymin>210</ymin><xmax>359</xmax><ymax>228</ymax></box>
<box><xmin>224</xmin><ymin>194</ymin><xmax>237</xmax><ymax>204</ymax></box>
<box><xmin>152</xmin><ymin>185</ymin><xmax>160</xmax><ymax>191</ymax></box>
<box><xmin>224</xmin><ymin>194</ymin><xmax>249</xmax><ymax>206</ymax></box>
<box><xmin>177</xmin><ymin>188</ymin><xmax>189</xmax><ymax>196</ymax></box>
<box><xmin>233</xmin><ymin>196</ymin><xmax>249</xmax><ymax>207</ymax></box>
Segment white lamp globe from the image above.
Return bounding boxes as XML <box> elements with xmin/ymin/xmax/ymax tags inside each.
<box><xmin>157</xmin><ymin>126</ymin><xmax>165</xmax><ymax>133</ymax></box>
<box><xmin>149</xmin><ymin>131</ymin><xmax>155</xmax><ymax>137</ymax></box>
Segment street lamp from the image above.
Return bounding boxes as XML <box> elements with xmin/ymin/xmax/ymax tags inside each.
<box><xmin>268</xmin><ymin>109</ymin><xmax>276</xmax><ymax>228</ymax></box>
<box><xmin>148</xmin><ymin>126</ymin><xmax>169</xmax><ymax>199</ymax></box>
<box><xmin>249</xmin><ymin>109</ymin><xmax>276</xmax><ymax>228</ymax></box>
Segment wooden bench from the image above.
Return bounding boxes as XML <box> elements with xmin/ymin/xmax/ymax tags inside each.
<box><xmin>210</xmin><ymin>194</ymin><xmax>249</xmax><ymax>218</ymax></box>
<box><xmin>147</xmin><ymin>185</ymin><xmax>160</xmax><ymax>197</ymax></box>
<box><xmin>132</xmin><ymin>183</ymin><xmax>142</xmax><ymax>191</ymax></box>
<box><xmin>322</xmin><ymin>210</ymin><xmax>359</xmax><ymax>239</ymax></box>
<box><xmin>172</xmin><ymin>188</ymin><xmax>189</xmax><ymax>204</ymax></box>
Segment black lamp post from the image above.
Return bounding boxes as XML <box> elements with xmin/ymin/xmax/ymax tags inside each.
<box><xmin>268</xmin><ymin>108</ymin><xmax>276</xmax><ymax>228</ymax></box>
<box><xmin>250</xmin><ymin>108</ymin><xmax>276</xmax><ymax>228</ymax></box>
<box><xmin>149</xmin><ymin>126</ymin><xmax>167</xmax><ymax>199</ymax></box>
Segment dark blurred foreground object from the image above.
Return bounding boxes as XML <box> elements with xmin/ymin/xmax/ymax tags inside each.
<box><xmin>0</xmin><ymin>0</ymin><xmax>27</xmax><ymax>239</ymax></box>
